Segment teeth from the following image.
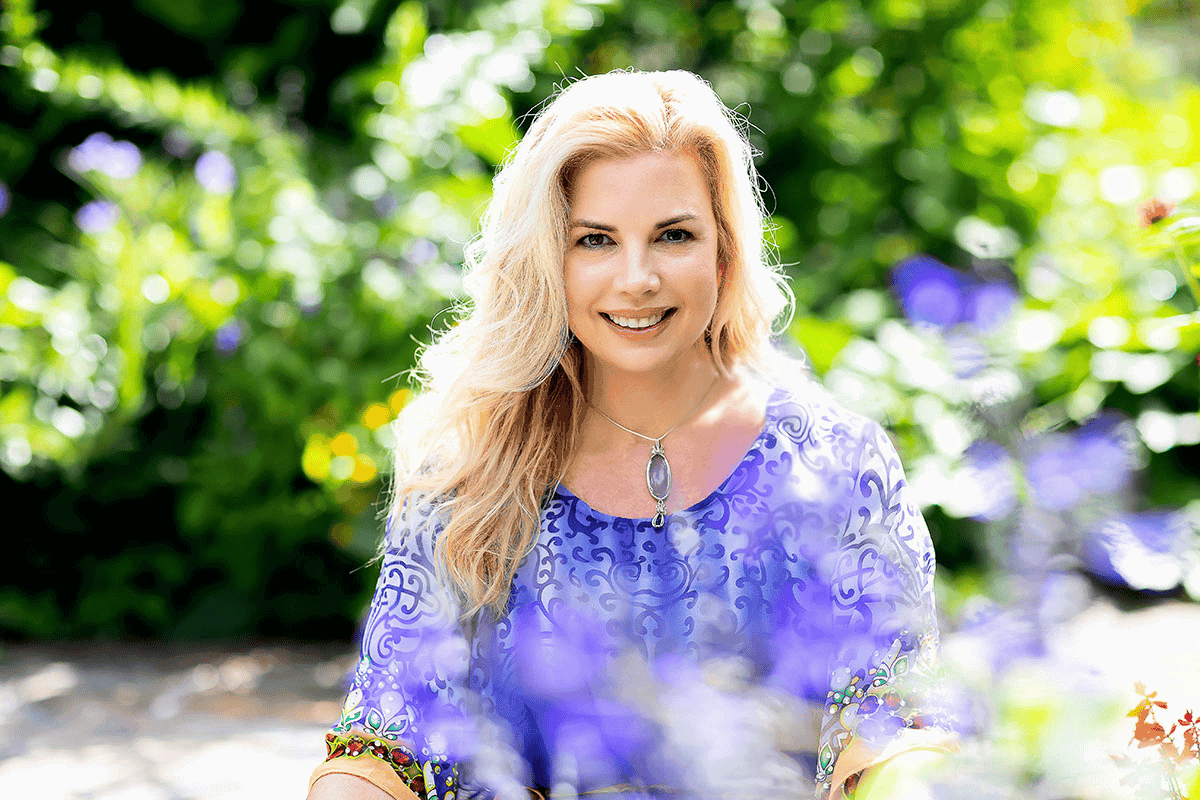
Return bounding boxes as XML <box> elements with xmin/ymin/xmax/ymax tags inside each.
<box><xmin>608</xmin><ymin>311</ymin><xmax>666</xmax><ymax>329</ymax></box>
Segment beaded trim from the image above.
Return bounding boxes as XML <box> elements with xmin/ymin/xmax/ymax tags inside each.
<box><xmin>814</xmin><ymin>635</ymin><xmax>929</xmax><ymax>795</ymax></box>
<box><xmin>323</xmin><ymin>731</ymin><xmax>457</xmax><ymax>800</ymax></box>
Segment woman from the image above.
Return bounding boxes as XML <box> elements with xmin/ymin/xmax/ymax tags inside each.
<box><xmin>308</xmin><ymin>70</ymin><xmax>951</xmax><ymax>800</ymax></box>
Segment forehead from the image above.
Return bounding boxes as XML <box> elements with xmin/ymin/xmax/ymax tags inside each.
<box><xmin>567</xmin><ymin>151</ymin><xmax>714</xmax><ymax>221</ymax></box>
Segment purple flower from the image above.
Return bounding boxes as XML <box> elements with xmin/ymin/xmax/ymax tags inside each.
<box><xmin>1038</xmin><ymin>571</ymin><xmax>1090</xmax><ymax>623</ymax></box>
<box><xmin>0</xmin><ymin>180</ymin><xmax>10</xmax><ymax>219</ymax></box>
<box><xmin>214</xmin><ymin>320</ymin><xmax>244</xmax><ymax>353</ymax></box>
<box><xmin>68</xmin><ymin>133</ymin><xmax>142</xmax><ymax>178</ymax></box>
<box><xmin>962</xmin><ymin>440</ymin><xmax>1018</xmax><ymax>520</ymax></box>
<box><xmin>967</xmin><ymin>281</ymin><xmax>1018</xmax><ymax>332</ymax></box>
<box><xmin>1022</xmin><ymin>432</ymin><xmax>1086</xmax><ymax>510</ymax></box>
<box><xmin>892</xmin><ymin>255</ymin><xmax>965</xmax><ymax>328</ymax></box>
<box><xmin>195</xmin><ymin>151</ymin><xmax>237</xmax><ymax>194</ymax></box>
<box><xmin>104</xmin><ymin>140</ymin><xmax>143</xmax><ymax>179</ymax></box>
<box><xmin>956</xmin><ymin>599</ymin><xmax>1045</xmax><ymax>675</ymax></box>
<box><xmin>946</xmin><ymin>332</ymin><xmax>989</xmax><ymax>378</ymax></box>
<box><xmin>891</xmin><ymin>255</ymin><xmax>1018</xmax><ymax>331</ymax></box>
<box><xmin>1022</xmin><ymin>413</ymin><xmax>1135</xmax><ymax>511</ymax></box>
<box><xmin>407</xmin><ymin>238</ymin><xmax>438</xmax><ymax>265</ymax></box>
<box><xmin>1082</xmin><ymin>511</ymin><xmax>1190</xmax><ymax>592</ymax></box>
<box><xmin>1071</xmin><ymin>413</ymin><xmax>1136</xmax><ymax>495</ymax></box>
<box><xmin>373</xmin><ymin>192</ymin><xmax>399</xmax><ymax>216</ymax></box>
<box><xmin>68</xmin><ymin>132</ymin><xmax>114</xmax><ymax>173</ymax></box>
<box><xmin>75</xmin><ymin>200</ymin><xmax>119</xmax><ymax>233</ymax></box>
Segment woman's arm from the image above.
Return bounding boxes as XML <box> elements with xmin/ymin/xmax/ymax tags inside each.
<box><xmin>818</xmin><ymin>417</ymin><xmax>952</xmax><ymax>797</ymax></box>
<box><xmin>307</xmin><ymin>501</ymin><xmax>470</xmax><ymax>800</ymax></box>
<box><xmin>308</xmin><ymin>773</ymin><xmax>398</xmax><ymax>800</ymax></box>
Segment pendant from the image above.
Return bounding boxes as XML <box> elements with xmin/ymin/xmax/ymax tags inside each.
<box><xmin>646</xmin><ymin>439</ymin><xmax>671</xmax><ymax>529</ymax></box>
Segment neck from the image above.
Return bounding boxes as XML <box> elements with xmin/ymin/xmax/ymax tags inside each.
<box><xmin>584</xmin><ymin>348</ymin><xmax>721</xmax><ymax>440</ymax></box>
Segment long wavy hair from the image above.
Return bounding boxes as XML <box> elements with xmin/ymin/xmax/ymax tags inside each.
<box><xmin>389</xmin><ymin>70</ymin><xmax>794</xmax><ymax>617</ymax></box>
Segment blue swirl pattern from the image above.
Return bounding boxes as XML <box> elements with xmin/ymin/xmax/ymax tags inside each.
<box><xmin>329</xmin><ymin>385</ymin><xmax>939</xmax><ymax>799</ymax></box>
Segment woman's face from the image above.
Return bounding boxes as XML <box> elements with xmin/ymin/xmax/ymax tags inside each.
<box><xmin>563</xmin><ymin>150</ymin><xmax>720</xmax><ymax>382</ymax></box>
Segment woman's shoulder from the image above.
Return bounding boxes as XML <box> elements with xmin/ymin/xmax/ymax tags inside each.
<box><xmin>762</xmin><ymin>366</ymin><xmax>887</xmax><ymax>448</ymax></box>
<box><xmin>382</xmin><ymin>489</ymin><xmax>451</xmax><ymax>558</ymax></box>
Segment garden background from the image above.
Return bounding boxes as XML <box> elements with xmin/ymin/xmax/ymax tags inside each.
<box><xmin>2</xmin><ymin>0</ymin><xmax>1200</xmax><ymax>797</ymax></box>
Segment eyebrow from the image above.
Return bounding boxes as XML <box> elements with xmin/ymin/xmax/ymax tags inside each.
<box><xmin>568</xmin><ymin>213</ymin><xmax>699</xmax><ymax>231</ymax></box>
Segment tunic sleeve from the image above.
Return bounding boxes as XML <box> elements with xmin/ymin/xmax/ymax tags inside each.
<box><xmin>310</xmin><ymin>502</ymin><xmax>472</xmax><ymax>800</ymax></box>
<box><xmin>815</xmin><ymin>420</ymin><xmax>953</xmax><ymax>799</ymax></box>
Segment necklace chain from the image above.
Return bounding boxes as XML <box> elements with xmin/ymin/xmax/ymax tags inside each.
<box><xmin>588</xmin><ymin>376</ymin><xmax>720</xmax><ymax>445</ymax></box>
<box><xmin>587</xmin><ymin>376</ymin><xmax>720</xmax><ymax>529</ymax></box>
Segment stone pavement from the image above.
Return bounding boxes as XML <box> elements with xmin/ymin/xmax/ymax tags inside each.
<box><xmin>2</xmin><ymin>599</ymin><xmax>1198</xmax><ymax>800</ymax></box>
<box><xmin>0</xmin><ymin>643</ymin><xmax>354</xmax><ymax>800</ymax></box>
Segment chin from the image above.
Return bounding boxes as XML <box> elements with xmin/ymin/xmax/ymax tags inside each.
<box><xmin>582</xmin><ymin>338</ymin><xmax>711</xmax><ymax>380</ymax></box>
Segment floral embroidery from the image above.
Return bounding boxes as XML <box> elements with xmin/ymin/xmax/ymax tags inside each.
<box><xmin>814</xmin><ymin>632</ymin><xmax>942</xmax><ymax>795</ymax></box>
<box><xmin>324</xmin><ymin>731</ymin><xmax>457</xmax><ymax>800</ymax></box>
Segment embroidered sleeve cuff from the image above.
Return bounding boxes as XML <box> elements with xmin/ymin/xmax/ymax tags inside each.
<box><xmin>310</xmin><ymin>730</ymin><xmax>459</xmax><ymax>800</ymax></box>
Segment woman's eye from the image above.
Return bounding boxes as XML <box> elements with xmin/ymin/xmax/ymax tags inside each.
<box><xmin>578</xmin><ymin>233</ymin><xmax>610</xmax><ymax>248</ymax></box>
<box><xmin>660</xmin><ymin>228</ymin><xmax>693</xmax><ymax>243</ymax></box>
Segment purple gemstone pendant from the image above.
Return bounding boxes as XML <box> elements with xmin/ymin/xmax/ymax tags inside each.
<box><xmin>646</xmin><ymin>440</ymin><xmax>671</xmax><ymax>528</ymax></box>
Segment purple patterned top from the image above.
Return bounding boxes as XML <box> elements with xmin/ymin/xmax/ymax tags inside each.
<box><xmin>328</xmin><ymin>383</ymin><xmax>940</xmax><ymax>799</ymax></box>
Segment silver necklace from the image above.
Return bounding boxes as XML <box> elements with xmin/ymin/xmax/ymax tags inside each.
<box><xmin>588</xmin><ymin>377</ymin><xmax>720</xmax><ymax>529</ymax></box>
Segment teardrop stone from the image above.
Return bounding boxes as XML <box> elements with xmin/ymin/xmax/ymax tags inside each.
<box><xmin>647</xmin><ymin>452</ymin><xmax>671</xmax><ymax>500</ymax></box>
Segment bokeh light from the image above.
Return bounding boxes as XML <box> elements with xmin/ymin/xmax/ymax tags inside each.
<box><xmin>74</xmin><ymin>199</ymin><xmax>118</xmax><ymax>232</ymax></box>
<box><xmin>195</xmin><ymin>151</ymin><xmax>237</xmax><ymax>194</ymax></box>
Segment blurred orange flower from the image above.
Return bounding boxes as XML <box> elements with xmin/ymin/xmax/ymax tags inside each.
<box><xmin>1140</xmin><ymin>197</ymin><xmax>1175</xmax><ymax>227</ymax></box>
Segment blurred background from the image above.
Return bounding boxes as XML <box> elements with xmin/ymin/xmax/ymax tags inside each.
<box><xmin>1</xmin><ymin>0</ymin><xmax>1199</xmax><ymax>797</ymax></box>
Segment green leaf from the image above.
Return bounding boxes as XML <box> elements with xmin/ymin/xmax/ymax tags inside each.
<box><xmin>457</xmin><ymin>115</ymin><xmax>520</xmax><ymax>167</ymax></box>
<box><xmin>788</xmin><ymin>316</ymin><xmax>855</xmax><ymax>375</ymax></box>
<box><xmin>384</xmin><ymin>1</ymin><xmax>427</xmax><ymax>67</ymax></box>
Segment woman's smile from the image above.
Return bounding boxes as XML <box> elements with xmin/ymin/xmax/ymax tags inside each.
<box><xmin>601</xmin><ymin>308</ymin><xmax>675</xmax><ymax>331</ymax></box>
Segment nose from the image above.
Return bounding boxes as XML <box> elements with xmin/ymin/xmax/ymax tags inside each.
<box><xmin>614</xmin><ymin>243</ymin><xmax>660</xmax><ymax>295</ymax></box>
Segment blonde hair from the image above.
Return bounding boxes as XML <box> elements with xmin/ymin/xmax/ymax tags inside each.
<box><xmin>390</xmin><ymin>70</ymin><xmax>793</xmax><ymax>617</ymax></box>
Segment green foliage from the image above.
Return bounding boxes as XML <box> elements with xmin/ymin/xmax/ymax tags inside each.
<box><xmin>1</xmin><ymin>0</ymin><xmax>1197</xmax><ymax>638</ymax></box>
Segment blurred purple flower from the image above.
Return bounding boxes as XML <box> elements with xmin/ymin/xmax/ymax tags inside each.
<box><xmin>1082</xmin><ymin>511</ymin><xmax>1190</xmax><ymax>592</ymax></box>
<box><xmin>104</xmin><ymin>140</ymin><xmax>143</xmax><ymax>179</ymax></box>
<box><xmin>1023</xmin><ymin>432</ymin><xmax>1086</xmax><ymax>510</ymax></box>
<box><xmin>407</xmin><ymin>238</ymin><xmax>438</xmax><ymax>265</ymax></box>
<box><xmin>1023</xmin><ymin>413</ymin><xmax>1135</xmax><ymax>511</ymax></box>
<box><xmin>892</xmin><ymin>255</ymin><xmax>965</xmax><ymax>328</ymax></box>
<box><xmin>956</xmin><ymin>598</ymin><xmax>1045</xmax><ymax>675</ymax></box>
<box><xmin>946</xmin><ymin>332</ymin><xmax>989</xmax><ymax>378</ymax></box>
<box><xmin>0</xmin><ymin>180</ymin><xmax>10</xmax><ymax>219</ymax></box>
<box><xmin>75</xmin><ymin>200</ymin><xmax>119</xmax><ymax>233</ymax></box>
<box><xmin>195</xmin><ymin>151</ymin><xmax>237</xmax><ymax>194</ymax></box>
<box><xmin>214</xmin><ymin>320</ymin><xmax>244</xmax><ymax>354</ymax></box>
<box><xmin>891</xmin><ymin>255</ymin><xmax>1018</xmax><ymax>331</ymax></box>
<box><xmin>1037</xmin><ymin>571</ymin><xmax>1090</xmax><ymax>624</ymax></box>
<box><xmin>374</xmin><ymin>192</ymin><xmax>399</xmax><ymax>216</ymax></box>
<box><xmin>968</xmin><ymin>281</ymin><xmax>1018</xmax><ymax>332</ymax></box>
<box><xmin>68</xmin><ymin>132</ymin><xmax>114</xmax><ymax>173</ymax></box>
<box><xmin>68</xmin><ymin>133</ymin><xmax>142</xmax><ymax>178</ymax></box>
<box><xmin>962</xmin><ymin>440</ymin><xmax>1018</xmax><ymax>520</ymax></box>
<box><xmin>512</xmin><ymin>608</ymin><xmax>608</xmax><ymax>701</ymax></box>
<box><xmin>1071</xmin><ymin>413</ymin><xmax>1136</xmax><ymax>495</ymax></box>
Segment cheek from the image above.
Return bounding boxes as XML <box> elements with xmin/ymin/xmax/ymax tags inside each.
<box><xmin>563</xmin><ymin>267</ymin><xmax>591</xmax><ymax>320</ymax></box>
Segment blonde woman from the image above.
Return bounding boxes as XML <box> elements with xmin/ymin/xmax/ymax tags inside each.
<box><xmin>308</xmin><ymin>70</ymin><xmax>951</xmax><ymax>800</ymax></box>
